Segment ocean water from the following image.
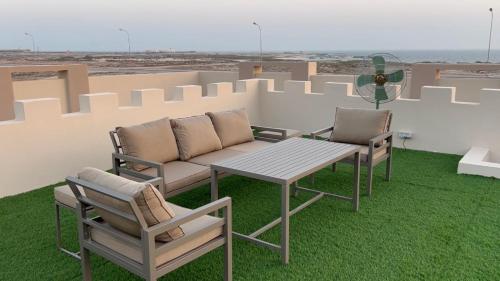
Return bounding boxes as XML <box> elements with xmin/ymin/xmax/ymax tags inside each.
<box><xmin>312</xmin><ymin>50</ymin><xmax>500</xmax><ymax>63</ymax></box>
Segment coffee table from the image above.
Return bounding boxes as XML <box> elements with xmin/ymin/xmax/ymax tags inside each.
<box><xmin>210</xmin><ymin>137</ymin><xmax>361</xmax><ymax>264</ymax></box>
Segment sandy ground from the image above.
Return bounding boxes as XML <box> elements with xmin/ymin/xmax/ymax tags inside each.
<box><xmin>0</xmin><ymin>51</ymin><xmax>498</xmax><ymax>80</ymax></box>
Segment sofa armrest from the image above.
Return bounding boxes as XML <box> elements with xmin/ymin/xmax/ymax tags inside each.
<box><xmin>112</xmin><ymin>153</ymin><xmax>164</xmax><ymax>182</ymax></box>
<box><xmin>251</xmin><ymin>125</ymin><xmax>287</xmax><ymax>141</ymax></box>
<box><xmin>310</xmin><ymin>126</ymin><xmax>334</xmax><ymax>140</ymax></box>
<box><xmin>146</xmin><ymin>197</ymin><xmax>232</xmax><ymax>237</ymax></box>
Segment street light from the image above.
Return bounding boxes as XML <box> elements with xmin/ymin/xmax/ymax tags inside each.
<box><xmin>24</xmin><ymin>32</ymin><xmax>35</xmax><ymax>53</ymax></box>
<box><xmin>487</xmin><ymin>8</ymin><xmax>494</xmax><ymax>63</ymax></box>
<box><xmin>252</xmin><ymin>22</ymin><xmax>263</xmax><ymax>66</ymax></box>
<box><xmin>118</xmin><ymin>28</ymin><xmax>131</xmax><ymax>56</ymax></box>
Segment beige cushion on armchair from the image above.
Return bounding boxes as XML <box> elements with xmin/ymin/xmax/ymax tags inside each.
<box><xmin>206</xmin><ymin>109</ymin><xmax>255</xmax><ymax>147</ymax></box>
<box><xmin>330</xmin><ymin>107</ymin><xmax>391</xmax><ymax>145</ymax></box>
<box><xmin>171</xmin><ymin>115</ymin><xmax>222</xmax><ymax>160</ymax></box>
<box><xmin>78</xmin><ymin>167</ymin><xmax>184</xmax><ymax>242</ymax></box>
<box><xmin>116</xmin><ymin>117</ymin><xmax>179</xmax><ymax>171</ymax></box>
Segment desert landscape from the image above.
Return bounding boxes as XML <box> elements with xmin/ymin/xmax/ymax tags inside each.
<box><xmin>1</xmin><ymin>50</ymin><xmax>498</xmax><ymax>80</ymax></box>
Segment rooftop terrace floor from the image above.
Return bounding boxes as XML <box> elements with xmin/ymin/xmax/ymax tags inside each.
<box><xmin>0</xmin><ymin>149</ymin><xmax>499</xmax><ymax>280</ymax></box>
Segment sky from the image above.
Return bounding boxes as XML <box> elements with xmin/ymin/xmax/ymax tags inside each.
<box><xmin>0</xmin><ymin>0</ymin><xmax>497</xmax><ymax>52</ymax></box>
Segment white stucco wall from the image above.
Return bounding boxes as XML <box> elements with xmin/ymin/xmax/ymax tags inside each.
<box><xmin>438</xmin><ymin>78</ymin><xmax>500</xmax><ymax>103</ymax></box>
<box><xmin>89</xmin><ymin>72</ymin><xmax>200</xmax><ymax>105</ymax></box>
<box><xmin>258</xmin><ymin>80</ymin><xmax>500</xmax><ymax>158</ymax></box>
<box><xmin>0</xmin><ymin>80</ymin><xmax>261</xmax><ymax>197</ymax></box>
<box><xmin>3</xmin><ymin>71</ymin><xmax>500</xmax><ymax>197</ymax></box>
<box><xmin>256</xmin><ymin>72</ymin><xmax>292</xmax><ymax>91</ymax></box>
<box><xmin>13</xmin><ymin>79</ymin><xmax>68</xmax><ymax>112</ymax></box>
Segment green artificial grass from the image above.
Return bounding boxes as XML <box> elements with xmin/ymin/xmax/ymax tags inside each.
<box><xmin>0</xmin><ymin>148</ymin><xmax>499</xmax><ymax>281</ymax></box>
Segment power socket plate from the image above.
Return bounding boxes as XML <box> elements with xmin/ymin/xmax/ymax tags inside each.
<box><xmin>399</xmin><ymin>131</ymin><xmax>413</xmax><ymax>139</ymax></box>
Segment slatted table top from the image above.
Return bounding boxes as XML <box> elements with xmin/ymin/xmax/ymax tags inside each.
<box><xmin>212</xmin><ymin>137</ymin><xmax>361</xmax><ymax>185</ymax></box>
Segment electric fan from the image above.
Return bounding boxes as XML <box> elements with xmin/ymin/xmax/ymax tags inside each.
<box><xmin>355</xmin><ymin>53</ymin><xmax>407</xmax><ymax>109</ymax></box>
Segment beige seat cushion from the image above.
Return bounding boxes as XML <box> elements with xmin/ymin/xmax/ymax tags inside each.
<box><xmin>226</xmin><ymin>140</ymin><xmax>273</xmax><ymax>153</ymax></box>
<box><xmin>344</xmin><ymin>145</ymin><xmax>388</xmax><ymax>162</ymax></box>
<box><xmin>330</xmin><ymin>107</ymin><xmax>390</xmax><ymax>145</ymax></box>
<box><xmin>90</xmin><ymin>204</ymin><xmax>223</xmax><ymax>267</ymax></box>
<box><xmin>257</xmin><ymin>129</ymin><xmax>302</xmax><ymax>139</ymax></box>
<box><xmin>117</xmin><ymin>117</ymin><xmax>179</xmax><ymax>171</ymax></box>
<box><xmin>187</xmin><ymin>148</ymin><xmax>245</xmax><ymax>166</ymax></box>
<box><xmin>206</xmin><ymin>109</ymin><xmax>254</xmax><ymax>147</ymax></box>
<box><xmin>78</xmin><ymin>167</ymin><xmax>184</xmax><ymax>242</ymax></box>
<box><xmin>171</xmin><ymin>115</ymin><xmax>222</xmax><ymax>160</ymax></box>
<box><xmin>142</xmin><ymin>161</ymin><xmax>210</xmax><ymax>194</ymax></box>
<box><xmin>54</xmin><ymin>185</ymin><xmax>85</xmax><ymax>209</ymax></box>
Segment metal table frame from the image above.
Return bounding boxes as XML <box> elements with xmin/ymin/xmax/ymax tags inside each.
<box><xmin>210</xmin><ymin>138</ymin><xmax>361</xmax><ymax>264</ymax></box>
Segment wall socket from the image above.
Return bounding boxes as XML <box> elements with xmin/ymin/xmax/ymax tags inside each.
<box><xmin>398</xmin><ymin>131</ymin><xmax>413</xmax><ymax>139</ymax></box>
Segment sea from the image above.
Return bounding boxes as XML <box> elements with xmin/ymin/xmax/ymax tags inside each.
<box><xmin>298</xmin><ymin>50</ymin><xmax>500</xmax><ymax>64</ymax></box>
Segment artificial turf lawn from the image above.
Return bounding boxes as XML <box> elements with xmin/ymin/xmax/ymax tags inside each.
<box><xmin>0</xmin><ymin>148</ymin><xmax>499</xmax><ymax>281</ymax></box>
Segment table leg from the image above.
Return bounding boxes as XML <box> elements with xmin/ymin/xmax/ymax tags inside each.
<box><xmin>211</xmin><ymin>168</ymin><xmax>219</xmax><ymax>216</ymax></box>
<box><xmin>281</xmin><ymin>183</ymin><xmax>290</xmax><ymax>264</ymax></box>
<box><xmin>292</xmin><ymin>181</ymin><xmax>299</xmax><ymax>197</ymax></box>
<box><xmin>352</xmin><ymin>152</ymin><xmax>360</xmax><ymax>212</ymax></box>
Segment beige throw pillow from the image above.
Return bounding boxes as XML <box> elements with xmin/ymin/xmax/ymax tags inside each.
<box><xmin>206</xmin><ymin>109</ymin><xmax>255</xmax><ymax>147</ymax></box>
<box><xmin>171</xmin><ymin>115</ymin><xmax>222</xmax><ymax>160</ymax></box>
<box><xmin>116</xmin><ymin>117</ymin><xmax>179</xmax><ymax>171</ymax></box>
<box><xmin>78</xmin><ymin>167</ymin><xmax>184</xmax><ymax>242</ymax></box>
<box><xmin>330</xmin><ymin>107</ymin><xmax>390</xmax><ymax>145</ymax></box>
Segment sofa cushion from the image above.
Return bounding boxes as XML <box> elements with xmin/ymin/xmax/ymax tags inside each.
<box><xmin>171</xmin><ymin>115</ymin><xmax>222</xmax><ymax>160</ymax></box>
<box><xmin>116</xmin><ymin>117</ymin><xmax>179</xmax><ymax>171</ymax></box>
<box><xmin>330</xmin><ymin>107</ymin><xmax>390</xmax><ymax>145</ymax></box>
<box><xmin>206</xmin><ymin>109</ymin><xmax>254</xmax><ymax>147</ymax></box>
<box><xmin>142</xmin><ymin>161</ymin><xmax>210</xmax><ymax>194</ymax></box>
<box><xmin>226</xmin><ymin>140</ymin><xmax>273</xmax><ymax>153</ymax></box>
<box><xmin>78</xmin><ymin>167</ymin><xmax>184</xmax><ymax>242</ymax></box>
<box><xmin>90</xmin><ymin>203</ymin><xmax>223</xmax><ymax>267</ymax></box>
<box><xmin>187</xmin><ymin>148</ymin><xmax>245</xmax><ymax>166</ymax></box>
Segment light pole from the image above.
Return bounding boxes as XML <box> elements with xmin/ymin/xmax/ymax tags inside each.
<box><xmin>118</xmin><ymin>28</ymin><xmax>131</xmax><ymax>56</ymax></box>
<box><xmin>487</xmin><ymin>8</ymin><xmax>493</xmax><ymax>63</ymax></box>
<box><xmin>252</xmin><ymin>22</ymin><xmax>263</xmax><ymax>66</ymax></box>
<box><xmin>24</xmin><ymin>32</ymin><xmax>35</xmax><ymax>53</ymax></box>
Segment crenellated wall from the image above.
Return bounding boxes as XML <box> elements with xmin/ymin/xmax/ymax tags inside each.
<box><xmin>258</xmin><ymin>79</ymin><xmax>500</xmax><ymax>159</ymax></box>
<box><xmin>2</xmin><ymin>71</ymin><xmax>500</xmax><ymax>197</ymax></box>
<box><xmin>0</xmin><ymin>80</ymin><xmax>260</xmax><ymax>197</ymax></box>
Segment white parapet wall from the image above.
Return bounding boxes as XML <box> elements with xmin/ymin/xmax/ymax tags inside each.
<box><xmin>2</xmin><ymin>72</ymin><xmax>500</xmax><ymax>197</ymax></box>
<box><xmin>258</xmin><ymin>80</ymin><xmax>500</xmax><ymax>158</ymax></box>
<box><xmin>0</xmin><ymin>80</ymin><xmax>260</xmax><ymax>197</ymax></box>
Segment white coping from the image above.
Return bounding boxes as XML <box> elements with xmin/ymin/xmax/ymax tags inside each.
<box><xmin>458</xmin><ymin>147</ymin><xmax>500</xmax><ymax>179</ymax></box>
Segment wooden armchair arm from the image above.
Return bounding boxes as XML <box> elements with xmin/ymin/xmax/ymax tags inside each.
<box><xmin>310</xmin><ymin>126</ymin><xmax>334</xmax><ymax>140</ymax></box>
<box><xmin>146</xmin><ymin>197</ymin><xmax>232</xmax><ymax>236</ymax></box>
<box><xmin>368</xmin><ymin>131</ymin><xmax>393</xmax><ymax>154</ymax></box>
<box><xmin>369</xmin><ymin>131</ymin><xmax>393</xmax><ymax>145</ymax></box>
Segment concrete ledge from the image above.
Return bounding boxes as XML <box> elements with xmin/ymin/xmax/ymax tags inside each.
<box><xmin>458</xmin><ymin>147</ymin><xmax>500</xmax><ymax>178</ymax></box>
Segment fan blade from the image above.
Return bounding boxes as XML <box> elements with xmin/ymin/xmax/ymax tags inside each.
<box><xmin>372</xmin><ymin>56</ymin><xmax>385</xmax><ymax>74</ymax></box>
<box><xmin>375</xmin><ymin>86</ymin><xmax>388</xmax><ymax>101</ymax></box>
<box><xmin>386</xmin><ymin>70</ymin><xmax>404</xmax><ymax>82</ymax></box>
<box><xmin>356</xmin><ymin>74</ymin><xmax>375</xmax><ymax>87</ymax></box>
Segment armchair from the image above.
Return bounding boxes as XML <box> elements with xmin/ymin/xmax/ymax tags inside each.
<box><xmin>66</xmin><ymin>174</ymin><xmax>232</xmax><ymax>281</ymax></box>
<box><xmin>311</xmin><ymin>108</ymin><xmax>393</xmax><ymax>196</ymax></box>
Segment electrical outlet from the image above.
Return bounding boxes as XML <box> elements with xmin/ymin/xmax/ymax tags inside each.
<box><xmin>399</xmin><ymin>131</ymin><xmax>413</xmax><ymax>139</ymax></box>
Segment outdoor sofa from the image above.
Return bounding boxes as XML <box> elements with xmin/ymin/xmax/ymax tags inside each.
<box><xmin>55</xmin><ymin>109</ymin><xmax>300</xmax><ymax>259</ymax></box>
<box><xmin>311</xmin><ymin>107</ymin><xmax>393</xmax><ymax>196</ymax></box>
<box><xmin>109</xmin><ymin>109</ymin><xmax>301</xmax><ymax>198</ymax></box>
